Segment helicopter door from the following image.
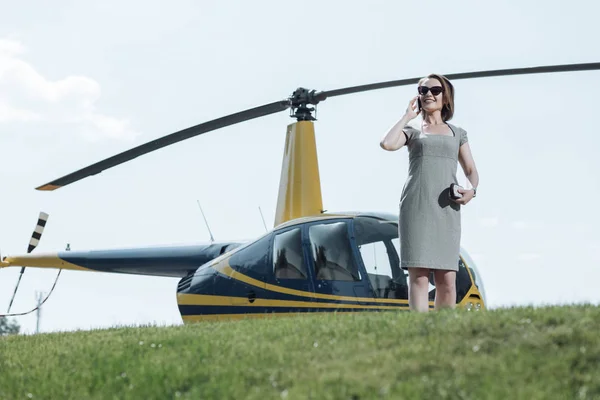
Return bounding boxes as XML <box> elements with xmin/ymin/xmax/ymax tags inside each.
<box><xmin>352</xmin><ymin>216</ymin><xmax>409</xmax><ymax>300</ymax></box>
<box><xmin>270</xmin><ymin>226</ymin><xmax>313</xmax><ymax>296</ymax></box>
<box><xmin>304</xmin><ymin>219</ymin><xmax>373</xmax><ymax>305</ymax></box>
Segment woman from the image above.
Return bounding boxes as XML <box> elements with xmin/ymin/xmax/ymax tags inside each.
<box><xmin>380</xmin><ymin>73</ymin><xmax>479</xmax><ymax>312</ymax></box>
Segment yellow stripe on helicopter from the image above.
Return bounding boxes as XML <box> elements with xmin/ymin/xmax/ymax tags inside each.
<box><xmin>181</xmin><ymin>312</ymin><xmax>323</xmax><ymax>322</ymax></box>
<box><xmin>211</xmin><ymin>262</ymin><xmax>410</xmax><ymax>305</ymax></box>
<box><xmin>177</xmin><ymin>293</ymin><xmax>405</xmax><ymax>309</ymax></box>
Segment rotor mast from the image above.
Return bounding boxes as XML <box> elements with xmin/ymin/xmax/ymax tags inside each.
<box><xmin>273</xmin><ymin>88</ymin><xmax>326</xmax><ymax>227</ymax></box>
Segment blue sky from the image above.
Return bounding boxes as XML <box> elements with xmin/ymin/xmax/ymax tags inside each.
<box><xmin>1</xmin><ymin>0</ymin><xmax>599</xmax><ymax>334</ymax></box>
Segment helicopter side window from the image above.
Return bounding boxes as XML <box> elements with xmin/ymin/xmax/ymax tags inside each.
<box><xmin>308</xmin><ymin>221</ymin><xmax>360</xmax><ymax>281</ymax></box>
<box><xmin>353</xmin><ymin>216</ymin><xmax>408</xmax><ymax>299</ymax></box>
<box><xmin>272</xmin><ymin>228</ymin><xmax>307</xmax><ymax>280</ymax></box>
<box><xmin>358</xmin><ymin>241</ymin><xmax>395</xmax><ymax>297</ymax></box>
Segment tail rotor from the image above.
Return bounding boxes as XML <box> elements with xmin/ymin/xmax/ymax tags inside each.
<box><xmin>5</xmin><ymin>212</ymin><xmax>49</xmax><ymax>313</ymax></box>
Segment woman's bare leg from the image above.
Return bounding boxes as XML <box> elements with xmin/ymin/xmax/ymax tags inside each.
<box><xmin>433</xmin><ymin>269</ymin><xmax>456</xmax><ymax>309</ymax></box>
<box><xmin>408</xmin><ymin>267</ymin><xmax>430</xmax><ymax>312</ymax></box>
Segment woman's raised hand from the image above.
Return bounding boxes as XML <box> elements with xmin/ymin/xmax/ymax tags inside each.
<box><xmin>404</xmin><ymin>96</ymin><xmax>420</xmax><ymax>120</ymax></box>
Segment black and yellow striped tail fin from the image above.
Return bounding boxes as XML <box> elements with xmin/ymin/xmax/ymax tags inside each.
<box><xmin>5</xmin><ymin>211</ymin><xmax>50</xmax><ymax>313</ymax></box>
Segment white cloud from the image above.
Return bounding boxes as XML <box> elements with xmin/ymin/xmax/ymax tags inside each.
<box><xmin>0</xmin><ymin>38</ymin><xmax>25</xmax><ymax>55</ymax></box>
<box><xmin>0</xmin><ymin>100</ymin><xmax>40</xmax><ymax>122</ymax></box>
<box><xmin>0</xmin><ymin>37</ymin><xmax>138</xmax><ymax>141</ymax></box>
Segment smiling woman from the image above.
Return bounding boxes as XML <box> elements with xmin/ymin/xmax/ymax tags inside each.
<box><xmin>379</xmin><ymin>73</ymin><xmax>480</xmax><ymax>312</ymax></box>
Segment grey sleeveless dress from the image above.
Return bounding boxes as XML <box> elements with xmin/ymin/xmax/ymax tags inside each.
<box><xmin>399</xmin><ymin>122</ymin><xmax>468</xmax><ymax>271</ymax></box>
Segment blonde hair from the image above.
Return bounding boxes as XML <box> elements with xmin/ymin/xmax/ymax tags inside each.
<box><xmin>418</xmin><ymin>73</ymin><xmax>455</xmax><ymax>121</ymax></box>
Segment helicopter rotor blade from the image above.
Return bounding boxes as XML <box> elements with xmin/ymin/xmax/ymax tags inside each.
<box><xmin>6</xmin><ymin>212</ymin><xmax>49</xmax><ymax>313</ymax></box>
<box><xmin>317</xmin><ymin>62</ymin><xmax>600</xmax><ymax>100</ymax></box>
<box><xmin>33</xmin><ymin>61</ymin><xmax>600</xmax><ymax>192</ymax></box>
<box><xmin>36</xmin><ymin>100</ymin><xmax>291</xmax><ymax>191</ymax></box>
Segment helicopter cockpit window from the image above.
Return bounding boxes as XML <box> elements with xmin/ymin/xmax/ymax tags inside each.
<box><xmin>308</xmin><ymin>221</ymin><xmax>360</xmax><ymax>281</ymax></box>
<box><xmin>353</xmin><ymin>216</ymin><xmax>408</xmax><ymax>299</ymax></box>
<box><xmin>272</xmin><ymin>228</ymin><xmax>307</xmax><ymax>280</ymax></box>
<box><xmin>228</xmin><ymin>234</ymin><xmax>271</xmax><ymax>278</ymax></box>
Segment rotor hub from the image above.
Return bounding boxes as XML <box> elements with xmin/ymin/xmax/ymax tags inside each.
<box><xmin>288</xmin><ymin>87</ymin><xmax>327</xmax><ymax>121</ymax></box>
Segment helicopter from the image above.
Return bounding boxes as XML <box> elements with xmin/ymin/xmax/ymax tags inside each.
<box><xmin>2</xmin><ymin>62</ymin><xmax>599</xmax><ymax>323</ymax></box>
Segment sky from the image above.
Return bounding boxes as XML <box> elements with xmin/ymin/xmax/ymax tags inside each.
<box><xmin>1</xmin><ymin>0</ymin><xmax>599</xmax><ymax>334</ymax></box>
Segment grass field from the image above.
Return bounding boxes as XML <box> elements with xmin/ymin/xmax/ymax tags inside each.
<box><xmin>1</xmin><ymin>305</ymin><xmax>599</xmax><ymax>399</ymax></box>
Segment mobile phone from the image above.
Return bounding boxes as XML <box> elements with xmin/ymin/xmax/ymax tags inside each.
<box><xmin>416</xmin><ymin>98</ymin><xmax>422</xmax><ymax>113</ymax></box>
<box><xmin>449</xmin><ymin>183</ymin><xmax>463</xmax><ymax>200</ymax></box>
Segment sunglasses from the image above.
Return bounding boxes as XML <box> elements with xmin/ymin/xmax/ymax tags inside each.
<box><xmin>418</xmin><ymin>86</ymin><xmax>443</xmax><ymax>96</ymax></box>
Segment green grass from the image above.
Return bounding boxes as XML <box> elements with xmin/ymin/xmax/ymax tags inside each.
<box><xmin>1</xmin><ymin>305</ymin><xmax>599</xmax><ymax>399</ymax></box>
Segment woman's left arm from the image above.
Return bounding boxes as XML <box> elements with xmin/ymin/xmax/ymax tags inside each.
<box><xmin>455</xmin><ymin>142</ymin><xmax>479</xmax><ymax>205</ymax></box>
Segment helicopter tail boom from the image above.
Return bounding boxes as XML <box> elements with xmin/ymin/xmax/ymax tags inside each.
<box><xmin>0</xmin><ymin>242</ymin><xmax>243</xmax><ymax>278</ymax></box>
<box><xmin>1</xmin><ymin>253</ymin><xmax>88</xmax><ymax>272</ymax></box>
